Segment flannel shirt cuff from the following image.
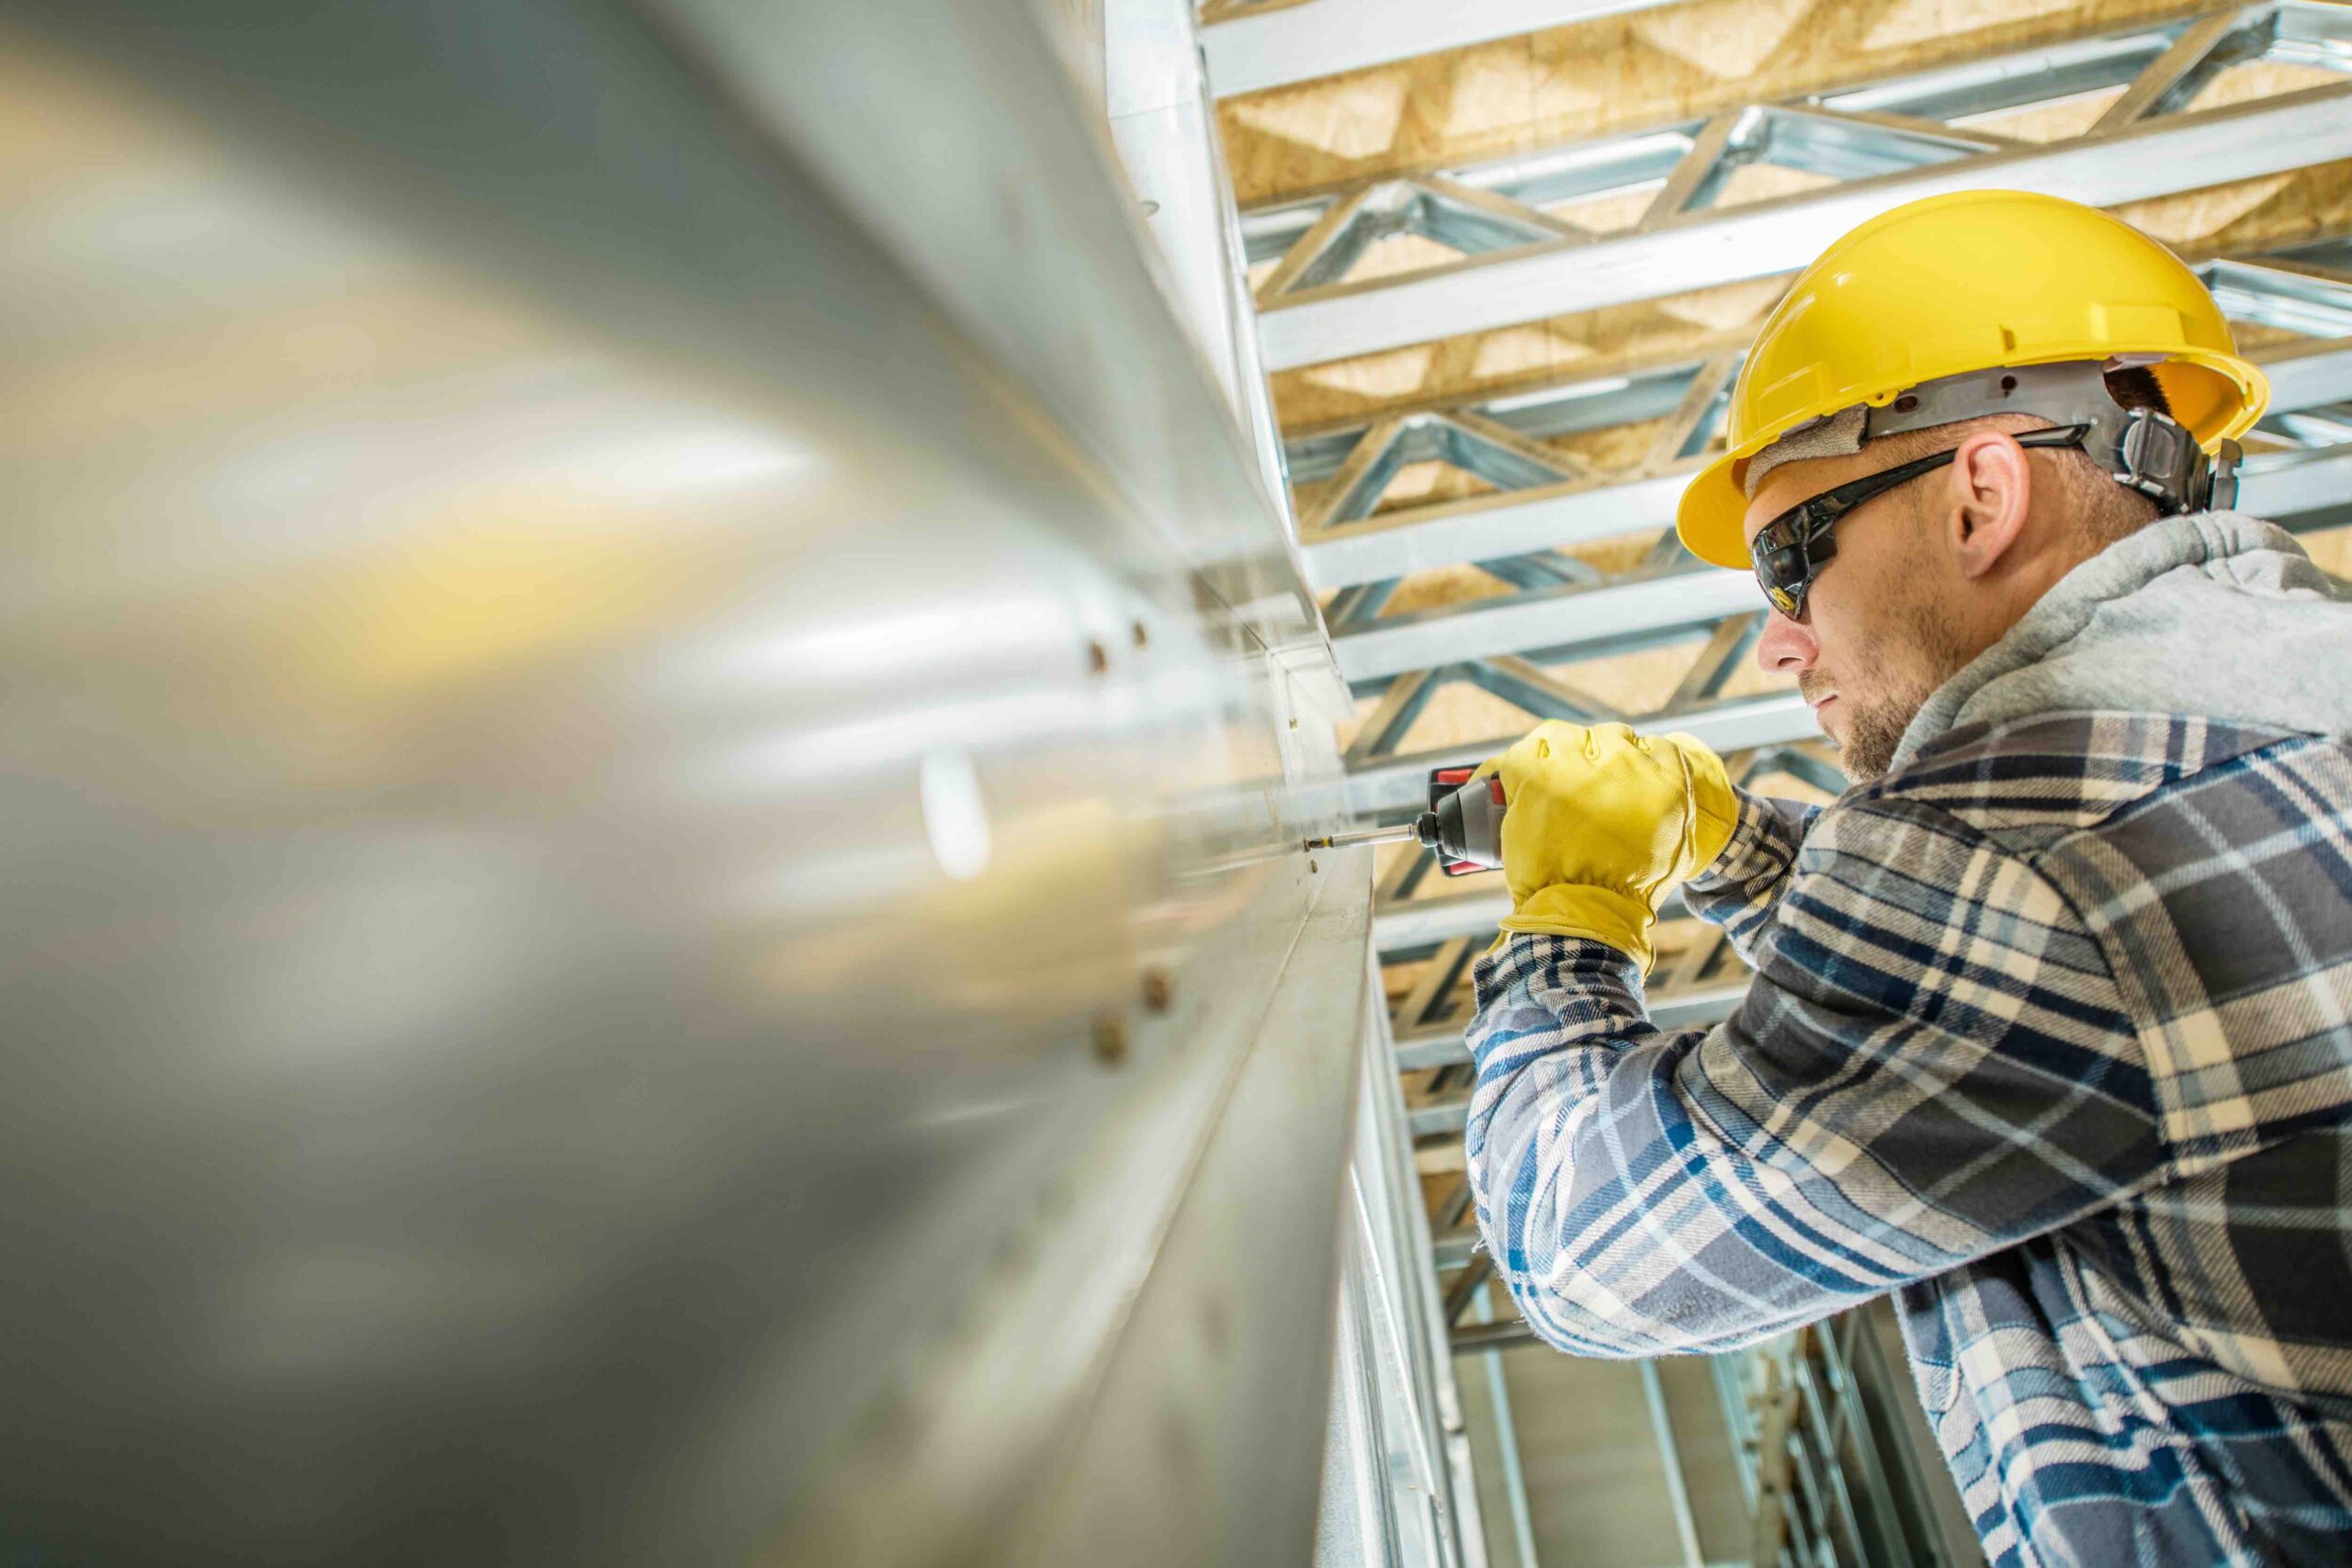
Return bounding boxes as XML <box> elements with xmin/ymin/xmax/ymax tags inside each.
<box><xmin>1466</xmin><ymin>932</ymin><xmax>1648</xmax><ymax>1082</ymax></box>
<box><xmin>1686</xmin><ymin>785</ymin><xmax>1781</xmax><ymax>896</ymax></box>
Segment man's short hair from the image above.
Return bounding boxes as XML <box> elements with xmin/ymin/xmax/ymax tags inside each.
<box><xmin>1860</xmin><ymin>367</ymin><xmax>2171</xmax><ymax>545</ymax></box>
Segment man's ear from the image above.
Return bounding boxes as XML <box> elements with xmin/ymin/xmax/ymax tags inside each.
<box><xmin>1934</xmin><ymin>430</ymin><xmax>2032</xmax><ymax>580</ymax></box>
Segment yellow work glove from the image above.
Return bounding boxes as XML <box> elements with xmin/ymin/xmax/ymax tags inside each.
<box><xmin>1479</xmin><ymin>721</ymin><xmax>1738</xmax><ymax>973</ymax></box>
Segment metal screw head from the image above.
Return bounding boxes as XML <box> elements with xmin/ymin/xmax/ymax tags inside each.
<box><xmin>1090</xmin><ymin>1012</ymin><xmax>1128</xmax><ymax>1065</ymax></box>
<box><xmin>1140</xmin><ymin>968</ymin><xmax>1173</xmax><ymax>1012</ymax></box>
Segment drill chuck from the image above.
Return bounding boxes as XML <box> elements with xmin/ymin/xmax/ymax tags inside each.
<box><xmin>1300</xmin><ymin>771</ymin><xmax>1507</xmax><ymax>873</ymax></box>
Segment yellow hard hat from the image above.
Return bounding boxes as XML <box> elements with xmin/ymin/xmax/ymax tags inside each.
<box><xmin>1675</xmin><ymin>189</ymin><xmax>2270</xmax><ymax>570</ymax></box>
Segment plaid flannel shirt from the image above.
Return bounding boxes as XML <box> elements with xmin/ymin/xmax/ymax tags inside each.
<box><xmin>1466</xmin><ymin>712</ymin><xmax>2352</xmax><ymax>1566</ymax></box>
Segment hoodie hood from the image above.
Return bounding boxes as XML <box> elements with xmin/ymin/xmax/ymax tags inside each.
<box><xmin>1894</xmin><ymin>512</ymin><xmax>2352</xmax><ymax>769</ymax></box>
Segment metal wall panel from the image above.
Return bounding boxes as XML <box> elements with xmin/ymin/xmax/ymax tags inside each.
<box><xmin>0</xmin><ymin>5</ymin><xmax>1364</xmax><ymax>1565</ymax></box>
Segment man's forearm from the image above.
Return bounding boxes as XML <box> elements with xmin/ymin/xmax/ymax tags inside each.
<box><xmin>1679</xmin><ymin>789</ymin><xmax>1820</xmax><ymax>964</ymax></box>
<box><xmin>1463</xmin><ymin>933</ymin><xmax>1837</xmax><ymax>1357</ymax></box>
<box><xmin>1463</xmin><ymin>793</ymin><xmax>2165</xmax><ymax>1364</ymax></box>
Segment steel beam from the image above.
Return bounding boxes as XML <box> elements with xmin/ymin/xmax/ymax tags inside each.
<box><xmin>1396</xmin><ymin>1024</ymin><xmax>1476</xmax><ymax>1073</ymax></box>
<box><xmin>1410</xmin><ymin>1091</ymin><xmax>1475</xmax><ymax>1139</ymax></box>
<box><xmin>1201</xmin><ymin>0</ymin><xmax>1684</xmax><ymax>97</ymax></box>
<box><xmin>1377</xmin><ymin>887</ymin><xmax>1515</xmax><ymax>953</ymax></box>
<box><xmin>1255</xmin><ymin>84</ymin><xmax>2352</xmax><ymax>369</ymax></box>
<box><xmin>1332</xmin><ymin>563</ymin><xmax>1761</xmax><ymax>681</ymax></box>
<box><xmin>2255</xmin><ymin>340</ymin><xmax>2352</xmax><ymax>414</ymax></box>
<box><xmin>2089</xmin><ymin>7</ymin><xmax>2246</xmax><ymax>130</ymax></box>
<box><xmin>1433</xmin><ymin>1227</ymin><xmax>1481</xmax><ymax>1269</ymax></box>
<box><xmin>1451</xmin><ymin>1318</ymin><xmax>1541</xmax><ymax>1352</ymax></box>
<box><xmin>2240</xmin><ymin>440</ymin><xmax>2352</xmax><ymax>524</ymax></box>
<box><xmin>1305</xmin><ymin>467</ymin><xmax>1691</xmax><ymax>589</ymax></box>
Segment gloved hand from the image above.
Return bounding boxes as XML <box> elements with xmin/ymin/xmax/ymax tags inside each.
<box><xmin>1479</xmin><ymin>721</ymin><xmax>1738</xmax><ymax>972</ymax></box>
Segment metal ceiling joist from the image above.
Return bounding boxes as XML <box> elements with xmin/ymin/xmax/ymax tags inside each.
<box><xmin>1255</xmin><ymin>84</ymin><xmax>2352</xmax><ymax>369</ymax></box>
<box><xmin>1199</xmin><ymin>0</ymin><xmax>1683</xmax><ymax>98</ymax></box>
<box><xmin>1334</xmin><ymin>562</ymin><xmax>1758</xmax><ymax>680</ymax></box>
<box><xmin>1307</xmin><ymin>467</ymin><xmax>1693</xmax><ymax>590</ymax></box>
<box><xmin>2231</xmin><ymin>439</ymin><xmax>2352</xmax><ymax>520</ymax></box>
<box><xmin>1376</xmin><ymin>888</ymin><xmax>1516</xmax><ymax>953</ymax></box>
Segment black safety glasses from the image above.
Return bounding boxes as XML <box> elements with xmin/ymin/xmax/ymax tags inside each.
<box><xmin>1748</xmin><ymin>424</ymin><xmax>2088</xmax><ymax>621</ymax></box>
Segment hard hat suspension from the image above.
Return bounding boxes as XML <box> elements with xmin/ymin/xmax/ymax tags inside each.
<box><xmin>1858</xmin><ymin>358</ymin><xmax>2242</xmax><ymax>517</ymax></box>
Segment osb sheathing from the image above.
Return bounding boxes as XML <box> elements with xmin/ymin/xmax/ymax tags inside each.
<box><xmin>1216</xmin><ymin>0</ymin><xmax>2213</xmax><ymax>206</ymax></box>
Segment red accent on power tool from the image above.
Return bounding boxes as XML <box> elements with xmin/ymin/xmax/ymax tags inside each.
<box><xmin>1430</xmin><ymin>766</ymin><xmax>1503</xmax><ymax>803</ymax></box>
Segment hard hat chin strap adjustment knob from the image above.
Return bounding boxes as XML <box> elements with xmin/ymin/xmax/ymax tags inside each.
<box><xmin>2109</xmin><ymin>405</ymin><xmax>2213</xmax><ymax>515</ymax></box>
<box><xmin>2209</xmin><ymin>438</ymin><xmax>2243</xmax><ymax>513</ymax></box>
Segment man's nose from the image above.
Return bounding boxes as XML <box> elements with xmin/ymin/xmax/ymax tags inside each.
<box><xmin>1755</xmin><ymin>607</ymin><xmax>1817</xmax><ymax>675</ymax></box>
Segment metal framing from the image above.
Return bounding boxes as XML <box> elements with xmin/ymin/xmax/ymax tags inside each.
<box><xmin>1247</xmin><ymin>1</ymin><xmax>2352</xmax><ymax>369</ymax></box>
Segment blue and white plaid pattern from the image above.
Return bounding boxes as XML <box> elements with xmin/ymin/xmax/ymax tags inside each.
<box><xmin>1466</xmin><ymin>713</ymin><xmax>2352</xmax><ymax>1566</ymax></box>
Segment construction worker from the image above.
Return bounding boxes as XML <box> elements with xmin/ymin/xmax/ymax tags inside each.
<box><xmin>1464</xmin><ymin>189</ymin><xmax>2352</xmax><ymax>1566</ymax></box>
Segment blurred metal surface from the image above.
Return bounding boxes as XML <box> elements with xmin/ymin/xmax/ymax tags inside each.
<box><xmin>0</xmin><ymin>3</ymin><xmax>1363</xmax><ymax>1565</ymax></box>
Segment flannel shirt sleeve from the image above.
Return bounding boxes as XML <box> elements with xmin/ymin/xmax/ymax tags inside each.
<box><xmin>1678</xmin><ymin>788</ymin><xmax>1823</xmax><ymax>965</ymax></box>
<box><xmin>1464</xmin><ymin>791</ymin><xmax>2163</xmax><ymax>1357</ymax></box>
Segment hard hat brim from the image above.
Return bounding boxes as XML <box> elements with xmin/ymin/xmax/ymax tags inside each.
<box><xmin>1677</xmin><ymin>453</ymin><xmax>1758</xmax><ymax>570</ymax></box>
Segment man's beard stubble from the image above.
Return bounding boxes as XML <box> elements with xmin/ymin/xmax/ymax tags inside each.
<box><xmin>1803</xmin><ymin>578</ymin><xmax>1974</xmax><ymax>783</ymax></box>
<box><xmin>1832</xmin><ymin>685</ymin><xmax>1929</xmax><ymax>783</ymax></box>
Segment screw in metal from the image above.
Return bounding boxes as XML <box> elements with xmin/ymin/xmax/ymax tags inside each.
<box><xmin>1140</xmin><ymin>968</ymin><xmax>1174</xmax><ymax>1012</ymax></box>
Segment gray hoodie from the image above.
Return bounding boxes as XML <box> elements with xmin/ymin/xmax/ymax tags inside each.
<box><xmin>1894</xmin><ymin>511</ymin><xmax>2352</xmax><ymax>766</ymax></box>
